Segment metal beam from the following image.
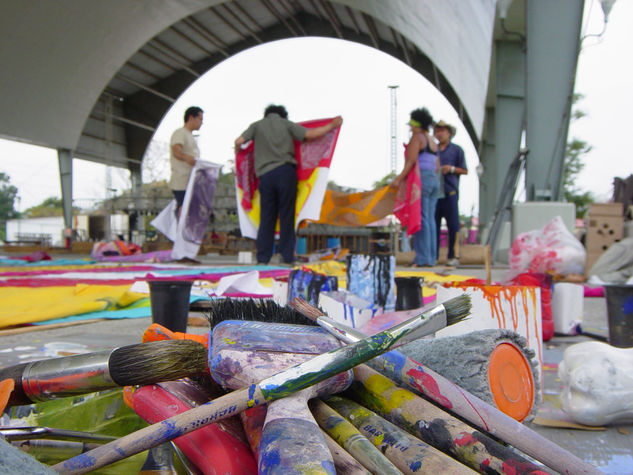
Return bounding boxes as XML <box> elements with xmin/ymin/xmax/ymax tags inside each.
<box><xmin>115</xmin><ymin>73</ymin><xmax>176</xmax><ymax>103</ymax></box>
<box><xmin>221</xmin><ymin>3</ymin><xmax>263</xmax><ymax>43</ymax></box>
<box><xmin>525</xmin><ymin>0</ymin><xmax>583</xmax><ymax>201</ymax></box>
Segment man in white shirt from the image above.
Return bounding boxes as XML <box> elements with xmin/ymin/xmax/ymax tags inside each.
<box><xmin>170</xmin><ymin>106</ymin><xmax>203</xmax><ymax>216</ymax></box>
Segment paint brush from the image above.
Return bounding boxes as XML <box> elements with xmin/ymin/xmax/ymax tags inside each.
<box><xmin>348</xmin><ymin>364</ymin><xmax>552</xmax><ymax>474</ymax></box>
<box><xmin>289</xmin><ymin>298</ymin><xmax>603</xmax><ymax>475</ymax></box>
<box><xmin>210</xmin><ymin>320</ymin><xmax>351</xmax><ymax>475</ymax></box>
<box><xmin>310</xmin><ymin>399</ymin><xmax>403</xmax><ymax>475</ymax></box>
<box><xmin>0</xmin><ymin>340</ymin><xmax>208</xmax><ymax>407</ymax></box>
<box><xmin>324</xmin><ymin>396</ymin><xmax>474</xmax><ymax>474</ymax></box>
<box><xmin>53</xmin><ymin>296</ymin><xmax>471</xmax><ymax>474</ymax></box>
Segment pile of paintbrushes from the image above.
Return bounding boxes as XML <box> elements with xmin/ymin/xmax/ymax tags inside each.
<box><xmin>0</xmin><ymin>296</ymin><xmax>601</xmax><ymax>475</ymax></box>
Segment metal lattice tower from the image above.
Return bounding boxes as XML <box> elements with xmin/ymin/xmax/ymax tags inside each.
<box><xmin>388</xmin><ymin>85</ymin><xmax>399</xmax><ymax>175</ymax></box>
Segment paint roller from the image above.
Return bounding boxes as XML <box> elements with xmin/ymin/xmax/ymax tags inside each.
<box><xmin>398</xmin><ymin>328</ymin><xmax>539</xmax><ymax>421</ymax></box>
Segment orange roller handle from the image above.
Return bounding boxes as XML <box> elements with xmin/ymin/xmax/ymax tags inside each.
<box><xmin>0</xmin><ymin>378</ymin><xmax>15</xmax><ymax>413</ymax></box>
<box><xmin>142</xmin><ymin>323</ymin><xmax>208</xmax><ymax>349</ymax></box>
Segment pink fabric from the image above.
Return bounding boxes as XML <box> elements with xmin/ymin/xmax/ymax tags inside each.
<box><xmin>584</xmin><ymin>286</ymin><xmax>605</xmax><ymax>297</ymax></box>
<box><xmin>393</xmin><ymin>143</ymin><xmax>422</xmax><ymax>236</ymax></box>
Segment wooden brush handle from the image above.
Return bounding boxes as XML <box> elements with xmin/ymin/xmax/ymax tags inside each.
<box><xmin>53</xmin><ymin>386</ymin><xmax>258</xmax><ymax>474</ymax></box>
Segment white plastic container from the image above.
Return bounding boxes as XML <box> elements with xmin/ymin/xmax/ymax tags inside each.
<box><xmin>551</xmin><ymin>283</ymin><xmax>583</xmax><ymax>334</ymax></box>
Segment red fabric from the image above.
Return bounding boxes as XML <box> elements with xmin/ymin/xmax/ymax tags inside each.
<box><xmin>235</xmin><ymin>117</ymin><xmax>341</xmax><ymax>212</ymax></box>
<box><xmin>393</xmin><ymin>143</ymin><xmax>422</xmax><ymax>236</ymax></box>
<box><xmin>10</xmin><ymin>251</ymin><xmax>52</xmax><ymax>262</ymax></box>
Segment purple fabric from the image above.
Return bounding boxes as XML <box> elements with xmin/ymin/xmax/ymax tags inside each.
<box><xmin>183</xmin><ymin>166</ymin><xmax>218</xmax><ymax>244</ymax></box>
<box><xmin>95</xmin><ymin>250</ymin><xmax>173</xmax><ymax>263</ymax></box>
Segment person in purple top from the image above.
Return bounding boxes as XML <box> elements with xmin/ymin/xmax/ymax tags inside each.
<box><xmin>393</xmin><ymin>107</ymin><xmax>440</xmax><ymax>267</ymax></box>
<box><xmin>434</xmin><ymin>120</ymin><xmax>467</xmax><ymax>266</ymax></box>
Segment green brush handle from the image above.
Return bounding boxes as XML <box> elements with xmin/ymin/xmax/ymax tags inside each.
<box><xmin>54</xmin><ymin>300</ymin><xmax>455</xmax><ymax>474</ymax></box>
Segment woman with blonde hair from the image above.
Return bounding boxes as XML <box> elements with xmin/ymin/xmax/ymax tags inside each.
<box><xmin>393</xmin><ymin>107</ymin><xmax>440</xmax><ymax>266</ymax></box>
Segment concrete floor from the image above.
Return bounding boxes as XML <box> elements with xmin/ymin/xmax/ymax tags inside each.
<box><xmin>0</xmin><ymin>255</ymin><xmax>631</xmax><ymax>474</ymax></box>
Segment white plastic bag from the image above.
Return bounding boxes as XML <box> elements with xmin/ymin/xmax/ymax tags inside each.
<box><xmin>508</xmin><ymin>216</ymin><xmax>585</xmax><ymax>278</ymax></box>
<box><xmin>559</xmin><ymin>341</ymin><xmax>633</xmax><ymax>425</ymax></box>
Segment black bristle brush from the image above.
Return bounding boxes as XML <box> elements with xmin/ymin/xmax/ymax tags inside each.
<box><xmin>206</xmin><ymin>298</ymin><xmax>318</xmax><ymax>328</ymax></box>
<box><xmin>0</xmin><ymin>340</ymin><xmax>208</xmax><ymax>407</ymax></box>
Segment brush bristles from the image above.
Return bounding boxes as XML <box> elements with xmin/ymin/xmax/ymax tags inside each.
<box><xmin>109</xmin><ymin>340</ymin><xmax>208</xmax><ymax>386</ymax></box>
<box><xmin>288</xmin><ymin>298</ymin><xmax>324</xmax><ymax>322</ymax></box>
<box><xmin>442</xmin><ymin>295</ymin><xmax>471</xmax><ymax>326</ymax></box>
<box><xmin>207</xmin><ymin>298</ymin><xmax>317</xmax><ymax>328</ymax></box>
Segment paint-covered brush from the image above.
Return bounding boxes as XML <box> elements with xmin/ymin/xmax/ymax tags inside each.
<box><xmin>0</xmin><ymin>340</ymin><xmax>208</xmax><ymax>407</ymax></box>
<box><xmin>319</xmin><ymin>431</ymin><xmax>372</xmax><ymax>475</ymax></box>
<box><xmin>311</xmin><ymin>399</ymin><xmax>403</xmax><ymax>475</ymax></box>
<box><xmin>348</xmin><ymin>364</ymin><xmax>552</xmax><ymax>474</ymax></box>
<box><xmin>325</xmin><ymin>396</ymin><xmax>474</xmax><ymax>474</ymax></box>
<box><xmin>54</xmin><ymin>295</ymin><xmax>471</xmax><ymax>474</ymax></box>
<box><xmin>289</xmin><ymin>298</ymin><xmax>603</xmax><ymax>475</ymax></box>
<box><xmin>131</xmin><ymin>378</ymin><xmax>257</xmax><ymax>474</ymax></box>
<box><xmin>210</xmin><ymin>320</ymin><xmax>351</xmax><ymax>475</ymax></box>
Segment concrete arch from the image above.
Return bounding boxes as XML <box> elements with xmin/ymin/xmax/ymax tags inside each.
<box><xmin>0</xmin><ymin>0</ymin><xmax>495</xmax><ymax>173</ymax></box>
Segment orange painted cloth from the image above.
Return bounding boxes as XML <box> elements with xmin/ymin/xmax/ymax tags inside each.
<box><xmin>308</xmin><ymin>186</ymin><xmax>397</xmax><ymax>227</ymax></box>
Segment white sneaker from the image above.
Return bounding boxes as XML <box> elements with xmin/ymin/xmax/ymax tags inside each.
<box><xmin>447</xmin><ymin>258</ymin><xmax>459</xmax><ymax>267</ymax></box>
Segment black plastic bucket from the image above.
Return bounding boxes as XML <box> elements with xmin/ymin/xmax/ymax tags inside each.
<box><xmin>395</xmin><ymin>277</ymin><xmax>424</xmax><ymax>311</ymax></box>
<box><xmin>148</xmin><ymin>280</ymin><xmax>193</xmax><ymax>333</ymax></box>
<box><xmin>604</xmin><ymin>284</ymin><xmax>633</xmax><ymax>348</ymax></box>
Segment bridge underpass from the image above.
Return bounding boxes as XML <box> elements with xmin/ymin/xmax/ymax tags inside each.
<box><xmin>0</xmin><ymin>0</ymin><xmax>585</xmax><ymax>240</ymax></box>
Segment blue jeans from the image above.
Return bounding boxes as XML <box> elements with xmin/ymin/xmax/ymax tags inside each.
<box><xmin>435</xmin><ymin>191</ymin><xmax>460</xmax><ymax>259</ymax></box>
<box><xmin>413</xmin><ymin>170</ymin><xmax>439</xmax><ymax>265</ymax></box>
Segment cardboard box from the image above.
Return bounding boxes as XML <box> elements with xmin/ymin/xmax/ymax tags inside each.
<box><xmin>588</xmin><ymin>202</ymin><xmax>623</xmax><ymax>217</ymax></box>
<box><xmin>586</xmin><ymin>215</ymin><xmax>624</xmax><ymax>241</ymax></box>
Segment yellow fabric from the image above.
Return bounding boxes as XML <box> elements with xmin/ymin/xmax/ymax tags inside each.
<box><xmin>307</xmin><ymin>186</ymin><xmax>396</xmax><ymax>227</ymax></box>
<box><xmin>238</xmin><ymin>166</ymin><xmax>323</xmax><ymax>234</ymax></box>
<box><xmin>0</xmin><ymin>285</ymin><xmax>146</xmax><ymax>328</ymax></box>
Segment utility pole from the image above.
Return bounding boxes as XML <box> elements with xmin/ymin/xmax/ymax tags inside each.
<box><xmin>388</xmin><ymin>85</ymin><xmax>399</xmax><ymax>176</ymax></box>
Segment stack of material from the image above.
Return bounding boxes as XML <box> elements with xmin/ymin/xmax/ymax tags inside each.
<box><xmin>585</xmin><ymin>202</ymin><xmax>624</xmax><ymax>273</ymax></box>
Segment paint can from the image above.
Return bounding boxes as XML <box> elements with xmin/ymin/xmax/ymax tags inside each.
<box><xmin>604</xmin><ymin>284</ymin><xmax>633</xmax><ymax>348</ymax></box>
<box><xmin>551</xmin><ymin>283</ymin><xmax>583</xmax><ymax>335</ymax></box>
<box><xmin>148</xmin><ymin>280</ymin><xmax>193</xmax><ymax>333</ymax></box>
<box><xmin>394</xmin><ymin>277</ymin><xmax>424</xmax><ymax>311</ymax></box>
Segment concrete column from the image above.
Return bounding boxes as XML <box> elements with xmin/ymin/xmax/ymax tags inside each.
<box><xmin>479</xmin><ymin>107</ymin><xmax>496</xmax><ymax>227</ymax></box>
<box><xmin>479</xmin><ymin>40</ymin><xmax>525</xmax><ymax>227</ymax></box>
<box><xmin>57</xmin><ymin>148</ymin><xmax>73</xmax><ymax>233</ymax></box>
<box><xmin>525</xmin><ymin>0</ymin><xmax>584</xmax><ymax>201</ymax></box>
<box><xmin>129</xmin><ymin>167</ymin><xmax>144</xmax><ymax>243</ymax></box>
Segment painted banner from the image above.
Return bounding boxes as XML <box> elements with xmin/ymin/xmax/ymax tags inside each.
<box><xmin>152</xmin><ymin>160</ymin><xmax>221</xmax><ymax>259</ymax></box>
<box><xmin>235</xmin><ymin>118</ymin><xmax>341</xmax><ymax>239</ymax></box>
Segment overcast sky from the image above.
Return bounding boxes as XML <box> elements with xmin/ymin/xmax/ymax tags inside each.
<box><xmin>1</xmin><ymin>0</ymin><xmax>629</xmax><ymax>216</ymax></box>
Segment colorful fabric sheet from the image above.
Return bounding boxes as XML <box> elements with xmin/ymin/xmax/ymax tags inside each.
<box><xmin>310</xmin><ymin>186</ymin><xmax>396</xmax><ymax>227</ymax></box>
<box><xmin>151</xmin><ymin>160</ymin><xmax>221</xmax><ymax>259</ymax></box>
<box><xmin>235</xmin><ymin>118</ymin><xmax>341</xmax><ymax>239</ymax></box>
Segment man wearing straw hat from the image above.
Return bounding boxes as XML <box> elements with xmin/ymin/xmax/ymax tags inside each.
<box><xmin>434</xmin><ymin>120</ymin><xmax>467</xmax><ymax>266</ymax></box>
